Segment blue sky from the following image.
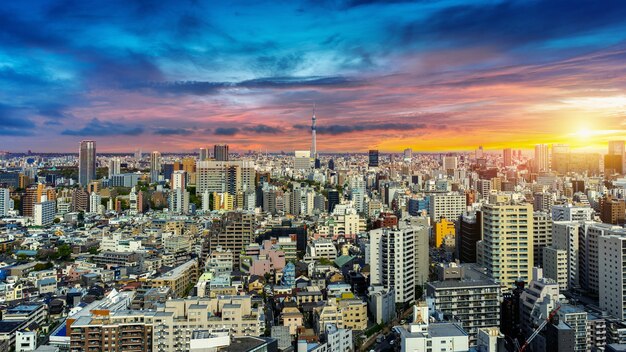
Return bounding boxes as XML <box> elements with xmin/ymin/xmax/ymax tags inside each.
<box><xmin>2</xmin><ymin>0</ymin><xmax>626</xmax><ymax>152</ymax></box>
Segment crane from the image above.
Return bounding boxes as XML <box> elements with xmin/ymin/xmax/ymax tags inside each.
<box><xmin>516</xmin><ymin>305</ymin><xmax>562</xmax><ymax>352</ymax></box>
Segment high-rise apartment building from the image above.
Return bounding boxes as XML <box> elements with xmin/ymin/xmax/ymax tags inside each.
<box><xmin>426</xmin><ymin>280</ymin><xmax>501</xmax><ymax>345</ymax></box>
<box><xmin>196</xmin><ymin>160</ymin><xmax>256</xmax><ymax>196</ymax></box>
<box><xmin>0</xmin><ymin>188</ymin><xmax>10</xmax><ymax>216</ymax></box>
<box><xmin>214</xmin><ymin>144</ymin><xmax>229</xmax><ymax>161</ymax></box>
<box><xmin>599</xmin><ymin>235</ymin><xmax>626</xmax><ymax>320</ymax></box>
<box><xmin>369</xmin><ymin>218</ymin><xmax>429</xmax><ymax>305</ymax></box>
<box><xmin>150</xmin><ymin>151</ymin><xmax>161</xmax><ymax>182</ymax></box>
<box><xmin>108</xmin><ymin>157</ymin><xmax>121</xmax><ymax>178</ymax></box>
<box><xmin>79</xmin><ymin>140</ymin><xmax>96</xmax><ymax>186</ymax></box>
<box><xmin>207</xmin><ymin>212</ymin><xmax>256</xmax><ymax>266</ymax></box>
<box><xmin>477</xmin><ymin>202</ymin><xmax>533</xmax><ymax>289</ymax></box>
<box><xmin>171</xmin><ymin>170</ymin><xmax>186</xmax><ymax>190</ymax></box>
<box><xmin>428</xmin><ymin>193</ymin><xmax>466</xmax><ymax>223</ymax></box>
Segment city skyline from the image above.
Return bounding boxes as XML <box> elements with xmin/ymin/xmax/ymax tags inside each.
<box><xmin>2</xmin><ymin>1</ymin><xmax>626</xmax><ymax>153</ymax></box>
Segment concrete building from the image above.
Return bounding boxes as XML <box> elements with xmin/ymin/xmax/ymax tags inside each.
<box><xmin>33</xmin><ymin>199</ymin><xmax>55</xmax><ymax>226</ymax></box>
<box><xmin>398</xmin><ymin>304</ymin><xmax>469</xmax><ymax>352</ymax></box>
<box><xmin>368</xmin><ymin>285</ymin><xmax>395</xmax><ymax>325</ymax></box>
<box><xmin>150</xmin><ymin>259</ymin><xmax>199</xmax><ymax>298</ymax></box>
<box><xmin>551</xmin><ymin>204</ymin><xmax>593</xmax><ymax>221</ymax></box>
<box><xmin>426</xmin><ymin>280</ymin><xmax>501</xmax><ymax>345</ymax></box>
<box><xmin>294</xmin><ymin>150</ymin><xmax>311</xmax><ymax>170</ymax></box>
<box><xmin>370</xmin><ymin>218</ymin><xmax>429</xmax><ymax>305</ymax></box>
<box><xmin>150</xmin><ymin>151</ymin><xmax>161</xmax><ymax>182</ymax></box>
<box><xmin>477</xmin><ymin>202</ymin><xmax>533</xmax><ymax>290</ymax></box>
<box><xmin>0</xmin><ymin>188</ymin><xmax>11</xmax><ymax>216</ymax></box>
<box><xmin>533</xmin><ymin>211</ymin><xmax>552</xmax><ymax>266</ymax></box>
<box><xmin>69</xmin><ymin>295</ymin><xmax>264</xmax><ymax>352</ymax></box>
<box><xmin>196</xmin><ymin>160</ymin><xmax>256</xmax><ymax>196</ymax></box>
<box><xmin>429</xmin><ymin>194</ymin><xmax>466</xmax><ymax>223</ymax></box>
<box><xmin>79</xmin><ymin>140</ymin><xmax>96</xmax><ymax>187</ymax></box>
<box><xmin>599</xmin><ymin>235</ymin><xmax>626</xmax><ymax>320</ymax></box>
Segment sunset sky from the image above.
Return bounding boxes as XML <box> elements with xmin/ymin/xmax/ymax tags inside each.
<box><xmin>2</xmin><ymin>0</ymin><xmax>626</xmax><ymax>153</ymax></box>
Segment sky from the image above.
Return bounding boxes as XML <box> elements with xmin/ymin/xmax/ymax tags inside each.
<box><xmin>2</xmin><ymin>0</ymin><xmax>626</xmax><ymax>153</ymax></box>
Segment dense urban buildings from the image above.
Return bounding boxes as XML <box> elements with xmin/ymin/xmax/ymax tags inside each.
<box><xmin>2</xmin><ymin>2</ymin><xmax>626</xmax><ymax>351</ymax></box>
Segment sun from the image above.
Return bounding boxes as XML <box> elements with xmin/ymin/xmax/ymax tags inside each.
<box><xmin>575</xmin><ymin>128</ymin><xmax>593</xmax><ymax>139</ymax></box>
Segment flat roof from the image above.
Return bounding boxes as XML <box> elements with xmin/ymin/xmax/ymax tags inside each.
<box><xmin>429</xmin><ymin>323</ymin><xmax>468</xmax><ymax>337</ymax></box>
<box><xmin>427</xmin><ymin>280</ymin><xmax>498</xmax><ymax>289</ymax></box>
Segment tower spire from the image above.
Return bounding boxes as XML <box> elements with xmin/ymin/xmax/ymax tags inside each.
<box><xmin>311</xmin><ymin>104</ymin><xmax>317</xmax><ymax>162</ymax></box>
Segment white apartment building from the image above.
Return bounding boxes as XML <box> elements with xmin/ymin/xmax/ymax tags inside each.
<box><xmin>428</xmin><ymin>193</ymin><xmax>466</xmax><ymax>223</ymax></box>
<box><xmin>599</xmin><ymin>235</ymin><xmax>626</xmax><ymax>320</ymax></box>
<box><xmin>34</xmin><ymin>200</ymin><xmax>55</xmax><ymax>226</ymax></box>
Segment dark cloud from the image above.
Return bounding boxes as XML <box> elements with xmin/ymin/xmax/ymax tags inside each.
<box><xmin>61</xmin><ymin>118</ymin><xmax>144</xmax><ymax>136</ymax></box>
<box><xmin>397</xmin><ymin>0</ymin><xmax>626</xmax><ymax>48</ymax></box>
<box><xmin>214</xmin><ymin>127</ymin><xmax>239</xmax><ymax>136</ymax></box>
<box><xmin>37</xmin><ymin>103</ymin><xmax>72</xmax><ymax>119</ymax></box>
<box><xmin>0</xmin><ymin>104</ymin><xmax>36</xmax><ymax>136</ymax></box>
<box><xmin>253</xmin><ymin>54</ymin><xmax>304</xmax><ymax>75</ymax></box>
<box><xmin>243</xmin><ymin>124</ymin><xmax>284</xmax><ymax>134</ymax></box>
<box><xmin>154</xmin><ymin>127</ymin><xmax>195</xmax><ymax>136</ymax></box>
<box><xmin>135</xmin><ymin>75</ymin><xmax>364</xmax><ymax>96</ymax></box>
<box><xmin>294</xmin><ymin>122</ymin><xmax>429</xmax><ymax>135</ymax></box>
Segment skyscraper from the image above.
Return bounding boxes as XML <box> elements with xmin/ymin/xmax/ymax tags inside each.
<box><xmin>368</xmin><ymin>149</ymin><xmax>379</xmax><ymax>167</ymax></box>
<box><xmin>608</xmin><ymin>140</ymin><xmax>625</xmax><ymax>155</ymax></box>
<box><xmin>503</xmin><ymin>148</ymin><xmax>512</xmax><ymax>167</ymax></box>
<box><xmin>199</xmin><ymin>147</ymin><xmax>209</xmax><ymax>161</ymax></box>
<box><xmin>79</xmin><ymin>140</ymin><xmax>96</xmax><ymax>187</ymax></box>
<box><xmin>311</xmin><ymin>105</ymin><xmax>317</xmax><ymax>161</ymax></box>
<box><xmin>534</xmin><ymin>144</ymin><xmax>549</xmax><ymax>173</ymax></box>
<box><xmin>214</xmin><ymin>144</ymin><xmax>229</xmax><ymax>161</ymax></box>
<box><xmin>150</xmin><ymin>151</ymin><xmax>161</xmax><ymax>182</ymax></box>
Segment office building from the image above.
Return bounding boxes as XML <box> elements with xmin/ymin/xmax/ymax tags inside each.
<box><xmin>534</xmin><ymin>144</ymin><xmax>549</xmax><ymax>173</ymax></box>
<box><xmin>443</xmin><ymin>156</ymin><xmax>457</xmax><ymax>171</ymax></box>
<box><xmin>600</xmin><ymin>196</ymin><xmax>626</xmax><ymax>225</ymax></box>
<box><xmin>79</xmin><ymin>140</ymin><xmax>96</xmax><ymax>186</ymax></box>
<box><xmin>294</xmin><ymin>150</ymin><xmax>311</xmax><ymax>170</ymax></box>
<box><xmin>459</xmin><ymin>211</ymin><xmax>481</xmax><ymax>263</ymax></box>
<box><xmin>150</xmin><ymin>151</ymin><xmax>161</xmax><ymax>182</ymax></box>
<box><xmin>214</xmin><ymin>144</ymin><xmax>229</xmax><ymax>161</ymax></box>
<box><xmin>503</xmin><ymin>148</ymin><xmax>512</xmax><ymax>166</ymax></box>
<box><xmin>477</xmin><ymin>202</ymin><xmax>533</xmax><ymax>289</ymax></box>
<box><xmin>199</xmin><ymin>147</ymin><xmax>209</xmax><ymax>161</ymax></box>
<box><xmin>368</xmin><ymin>149</ymin><xmax>379</xmax><ymax>167</ymax></box>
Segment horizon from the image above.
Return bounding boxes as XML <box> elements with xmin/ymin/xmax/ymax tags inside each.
<box><xmin>2</xmin><ymin>1</ymin><xmax>626</xmax><ymax>152</ymax></box>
